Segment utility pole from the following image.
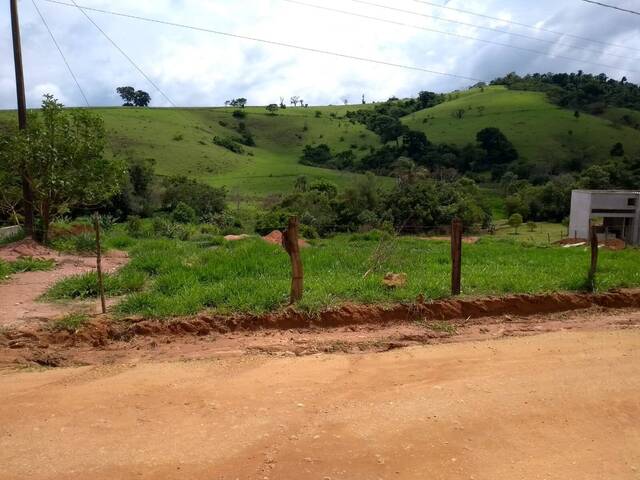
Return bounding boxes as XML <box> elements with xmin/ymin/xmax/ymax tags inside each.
<box><xmin>10</xmin><ymin>0</ymin><xmax>35</xmax><ymax>237</ymax></box>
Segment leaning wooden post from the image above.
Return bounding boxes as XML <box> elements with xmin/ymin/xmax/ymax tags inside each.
<box><xmin>282</xmin><ymin>216</ymin><xmax>304</xmax><ymax>304</ymax></box>
<box><xmin>588</xmin><ymin>224</ymin><xmax>599</xmax><ymax>292</ymax></box>
<box><xmin>93</xmin><ymin>213</ymin><xmax>107</xmax><ymax>314</ymax></box>
<box><xmin>451</xmin><ymin>218</ymin><xmax>463</xmax><ymax>296</ymax></box>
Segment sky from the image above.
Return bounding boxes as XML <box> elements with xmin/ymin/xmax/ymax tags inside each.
<box><xmin>1</xmin><ymin>0</ymin><xmax>639</xmax><ymax>109</ymax></box>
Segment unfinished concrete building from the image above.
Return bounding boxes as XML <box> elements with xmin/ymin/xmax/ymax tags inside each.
<box><xmin>569</xmin><ymin>190</ymin><xmax>640</xmax><ymax>245</ymax></box>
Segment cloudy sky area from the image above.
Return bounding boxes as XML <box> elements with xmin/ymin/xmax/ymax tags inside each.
<box><xmin>1</xmin><ymin>0</ymin><xmax>639</xmax><ymax>108</ymax></box>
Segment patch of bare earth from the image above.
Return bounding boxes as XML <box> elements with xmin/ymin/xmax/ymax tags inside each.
<box><xmin>0</xmin><ymin>239</ymin><xmax>128</xmax><ymax>330</ymax></box>
<box><xmin>0</xmin><ymin>326</ymin><xmax>638</xmax><ymax>479</ymax></box>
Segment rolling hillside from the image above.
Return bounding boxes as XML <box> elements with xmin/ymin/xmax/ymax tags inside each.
<box><xmin>404</xmin><ymin>86</ymin><xmax>640</xmax><ymax>170</ymax></box>
<box><xmin>2</xmin><ymin>85</ymin><xmax>639</xmax><ymax>199</ymax></box>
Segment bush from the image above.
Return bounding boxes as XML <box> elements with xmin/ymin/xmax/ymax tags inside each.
<box><xmin>213</xmin><ymin>136</ymin><xmax>245</xmax><ymax>154</ymax></box>
<box><xmin>172</xmin><ymin>202</ymin><xmax>197</xmax><ymax>224</ymax></box>
<box><xmin>126</xmin><ymin>216</ymin><xmax>144</xmax><ymax>237</ymax></box>
<box><xmin>232</xmin><ymin>109</ymin><xmax>246</xmax><ymax>119</ymax></box>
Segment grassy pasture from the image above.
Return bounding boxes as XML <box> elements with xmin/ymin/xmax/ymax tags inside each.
<box><xmin>404</xmin><ymin>86</ymin><xmax>640</xmax><ymax>169</ymax></box>
<box><xmin>44</xmin><ymin>230</ymin><xmax>640</xmax><ymax>319</ymax></box>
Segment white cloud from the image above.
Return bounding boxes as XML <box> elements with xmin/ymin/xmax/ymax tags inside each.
<box><xmin>0</xmin><ymin>0</ymin><xmax>638</xmax><ymax>109</ymax></box>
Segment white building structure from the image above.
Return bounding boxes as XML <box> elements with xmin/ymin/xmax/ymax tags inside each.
<box><xmin>569</xmin><ymin>190</ymin><xmax>640</xmax><ymax>245</ymax></box>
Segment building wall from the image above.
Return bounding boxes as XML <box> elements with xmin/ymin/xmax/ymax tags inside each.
<box><xmin>569</xmin><ymin>190</ymin><xmax>640</xmax><ymax>245</ymax></box>
<box><xmin>569</xmin><ymin>191</ymin><xmax>592</xmax><ymax>239</ymax></box>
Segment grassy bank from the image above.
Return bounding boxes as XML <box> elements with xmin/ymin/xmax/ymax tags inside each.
<box><xmin>44</xmin><ymin>231</ymin><xmax>640</xmax><ymax>319</ymax></box>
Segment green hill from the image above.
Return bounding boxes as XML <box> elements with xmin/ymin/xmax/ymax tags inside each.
<box><xmin>403</xmin><ymin>85</ymin><xmax>640</xmax><ymax>170</ymax></box>
<box><xmin>2</xmin><ymin>85</ymin><xmax>639</xmax><ymax>200</ymax></box>
<box><xmin>92</xmin><ymin>104</ymin><xmax>383</xmax><ymax>199</ymax></box>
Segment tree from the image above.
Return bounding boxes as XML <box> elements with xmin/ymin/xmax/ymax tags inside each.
<box><xmin>266</xmin><ymin>104</ymin><xmax>279</xmax><ymax>115</ymax></box>
<box><xmin>508</xmin><ymin>213</ymin><xmax>523</xmax><ymax>234</ymax></box>
<box><xmin>309</xmin><ymin>179</ymin><xmax>338</xmax><ymax>199</ymax></box>
<box><xmin>279</xmin><ymin>97</ymin><xmax>286</xmax><ymax>109</ymax></box>
<box><xmin>227</xmin><ymin>98</ymin><xmax>247</xmax><ymax>108</ymax></box>
<box><xmin>162</xmin><ymin>176</ymin><xmax>227</xmax><ymax>218</ymax></box>
<box><xmin>416</xmin><ymin>91</ymin><xmax>439</xmax><ymax>109</ymax></box>
<box><xmin>16</xmin><ymin>95</ymin><xmax>126</xmax><ymax>241</ymax></box>
<box><xmin>476</xmin><ymin>127</ymin><xmax>518</xmax><ymax>172</ymax></box>
<box><xmin>368</xmin><ymin>114</ymin><xmax>408</xmax><ymax>145</ymax></box>
<box><xmin>0</xmin><ymin>132</ymin><xmax>23</xmax><ymax>225</ymax></box>
<box><xmin>116</xmin><ymin>86</ymin><xmax>136</xmax><ymax>106</ymax></box>
<box><xmin>391</xmin><ymin>157</ymin><xmax>429</xmax><ymax>185</ymax></box>
<box><xmin>527</xmin><ymin>221</ymin><xmax>537</xmax><ymax>232</ymax></box>
<box><xmin>290</xmin><ymin>96</ymin><xmax>300</xmax><ymax>107</ymax></box>
<box><xmin>133</xmin><ymin>90</ymin><xmax>151</xmax><ymax>107</ymax></box>
<box><xmin>610</xmin><ymin>142</ymin><xmax>625</xmax><ymax>157</ymax></box>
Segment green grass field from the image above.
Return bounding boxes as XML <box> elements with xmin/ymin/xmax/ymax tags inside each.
<box><xmin>3</xmin><ymin>85</ymin><xmax>638</xmax><ymax>201</ymax></box>
<box><xmin>44</xmin><ymin>229</ymin><xmax>640</xmax><ymax>319</ymax></box>
<box><xmin>404</xmin><ymin>86</ymin><xmax>640</xmax><ymax>168</ymax></box>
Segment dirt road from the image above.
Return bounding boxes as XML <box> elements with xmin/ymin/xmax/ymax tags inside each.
<box><xmin>1</xmin><ymin>328</ymin><xmax>639</xmax><ymax>480</ymax></box>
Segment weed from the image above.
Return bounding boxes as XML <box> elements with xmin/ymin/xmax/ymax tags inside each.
<box><xmin>51</xmin><ymin>313</ymin><xmax>90</xmax><ymax>333</ymax></box>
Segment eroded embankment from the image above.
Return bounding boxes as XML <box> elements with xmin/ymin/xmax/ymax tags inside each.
<box><xmin>3</xmin><ymin>289</ymin><xmax>640</xmax><ymax>350</ymax></box>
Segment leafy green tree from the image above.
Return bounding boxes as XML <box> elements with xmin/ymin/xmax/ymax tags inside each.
<box><xmin>172</xmin><ymin>201</ymin><xmax>197</xmax><ymax>224</ymax></box>
<box><xmin>116</xmin><ymin>86</ymin><xmax>136</xmax><ymax>106</ymax></box>
<box><xmin>367</xmin><ymin>114</ymin><xmax>408</xmax><ymax>145</ymax></box>
<box><xmin>133</xmin><ymin>90</ymin><xmax>151</xmax><ymax>107</ymax></box>
<box><xmin>17</xmin><ymin>95</ymin><xmax>126</xmax><ymax>241</ymax></box>
<box><xmin>508</xmin><ymin>213</ymin><xmax>523</xmax><ymax>234</ymax></box>
<box><xmin>476</xmin><ymin>127</ymin><xmax>519</xmax><ymax>176</ymax></box>
<box><xmin>610</xmin><ymin>142</ymin><xmax>624</xmax><ymax>157</ymax></box>
<box><xmin>265</xmin><ymin>104</ymin><xmax>279</xmax><ymax>115</ymax></box>
<box><xmin>402</xmin><ymin>130</ymin><xmax>429</xmax><ymax>159</ymax></box>
<box><xmin>309</xmin><ymin>180</ymin><xmax>338</xmax><ymax>199</ymax></box>
<box><xmin>300</xmin><ymin>144</ymin><xmax>332</xmax><ymax>166</ymax></box>
<box><xmin>162</xmin><ymin>176</ymin><xmax>227</xmax><ymax>219</ymax></box>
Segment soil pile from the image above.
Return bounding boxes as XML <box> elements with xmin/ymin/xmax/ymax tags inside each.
<box><xmin>0</xmin><ymin>238</ymin><xmax>62</xmax><ymax>261</ymax></box>
<box><xmin>262</xmin><ymin>230</ymin><xmax>309</xmax><ymax>248</ymax></box>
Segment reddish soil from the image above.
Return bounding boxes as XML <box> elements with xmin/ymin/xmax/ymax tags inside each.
<box><xmin>0</xmin><ymin>239</ymin><xmax>128</xmax><ymax>330</ymax></box>
<box><xmin>262</xmin><ymin>229</ymin><xmax>309</xmax><ymax>248</ymax></box>
<box><xmin>1</xmin><ymin>325</ymin><xmax>638</xmax><ymax>479</ymax></box>
<box><xmin>2</xmin><ymin>290</ymin><xmax>640</xmax><ymax>368</ymax></box>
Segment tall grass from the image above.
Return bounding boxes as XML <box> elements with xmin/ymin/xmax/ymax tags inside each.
<box><xmin>43</xmin><ymin>233</ymin><xmax>640</xmax><ymax>319</ymax></box>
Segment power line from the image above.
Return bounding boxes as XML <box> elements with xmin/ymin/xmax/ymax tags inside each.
<box><xmin>282</xmin><ymin>0</ymin><xmax>639</xmax><ymax>74</ymax></box>
<box><xmin>66</xmin><ymin>0</ymin><xmax>176</xmax><ymax>107</ymax></box>
<box><xmin>581</xmin><ymin>0</ymin><xmax>640</xmax><ymax>16</ymax></box>
<box><xmin>349</xmin><ymin>0</ymin><xmax>640</xmax><ymax>61</ymax></box>
<box><xmin>43</xmin><ymin>0</ymin><xmax>485</xmax><ymax>83</ymax></box>
<box><xmin>31</xmin><ymin>0</ymin><xmax>90</xmax><ymax>106</ymax></box>
<box><xmin>412</xmin><ymin>0</ymin><xmax>640</xmax><ymax>53</ymax></box>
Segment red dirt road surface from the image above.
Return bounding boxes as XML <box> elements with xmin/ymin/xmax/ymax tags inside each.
<box><xmin>1</xmin><ymin>326</ymin><xmax>639</xmax><ymax>480</ymax></box>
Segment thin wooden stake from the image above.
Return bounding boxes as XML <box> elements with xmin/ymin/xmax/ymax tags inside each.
<box><xmin>451</xmin><ymin>218</ymin><xmax>463</xmax><ymax>296</ymax></box>
<box><xmin>282</xmin><ymin>216</ymin><xmax>303</xmax><ymax>304</ymax></box>
<box><xmin>588</xmin><ymin>224</ymin><xmax>599</xmax><ymax>292</ymax></box>
<box><xmin>93</xmin><ymin>213</ymin><xmax>106</xmax><ymax>314</ymax></box>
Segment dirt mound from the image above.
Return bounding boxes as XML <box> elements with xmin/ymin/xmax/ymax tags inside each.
<box><xmin>262</xmin><ymin>230</ymin><xmax>309</xmax><ymax>248</ymax></box>
<box><xmin>0</xmin><ymin>238</ymin><xmax>62</xmax><ymax>261</ymax></box>
<box><xmin>224</xmin><ymin>234</ymin><xmax>251</xmax><ymax>241</ymax></box>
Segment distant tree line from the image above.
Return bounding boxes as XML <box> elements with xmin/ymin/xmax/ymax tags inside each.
<box><xmin>491</xmin><ymin>72</ymin><xmax>640</xmax><ymax>114</ymax></box>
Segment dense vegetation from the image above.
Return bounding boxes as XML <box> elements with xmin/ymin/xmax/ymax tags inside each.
<box><xmin>2</xmin><ymin>72</ymin><xmax>640</xmax><ymax>234</ymax></box>
<box><xmin>42</xmin><ymin>227</ymin><xmax>640</xmax><ymax>317</ymax></box>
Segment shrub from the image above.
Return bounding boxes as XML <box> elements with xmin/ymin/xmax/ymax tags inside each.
<box><xmin>172</xmin><ymin>133</ymin><xmax>184</xmax><ymax>141</ymax></box>
<box><xmin>172</xmin><ymin>202</ymin><xmax>197</xmax><ymax>224</ymax></box>
<box><xmin>213</xmin><ymin>136</ymin><xmax>245</xmax><ymax>154</ymax></box>
<box><xmin>50</xmin><ymin>232</ymin><xmax>96</xmax><ymax>254</ymax></box>
<box><xmin>126</xmin><ymin>216</ymin><xmax>144</xmax><ymax>237</ymax></box>
<box><xmin>232</xmin><ymin>109</ymin><xmax>246</xmax><ymax>119</ymax></box>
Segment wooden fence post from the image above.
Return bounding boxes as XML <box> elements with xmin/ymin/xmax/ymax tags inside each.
<box><xmin>93</xmin><ymin>213</ymin><xmax>106</xmax><ymax>314</ymax></box>
<box><xmin>282</xmin><ymin>216</ymin><xmax>303</xmax><ymax>304</ymax></box>
<box><xmin>451</xmin><ymin>218</ymin><xmax>462</xmax><ymax>296</ymax></box>
<box><xmin>588</xmin><ymin>224</ymin><xmax>599</xmax><ymax>292</ymax></box>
